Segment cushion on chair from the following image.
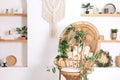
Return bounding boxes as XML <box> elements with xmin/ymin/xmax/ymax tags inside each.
<box><xmin>61</xmin><ymin>67</ymin><xmax>81</xmax><ymax>72</ymax></box>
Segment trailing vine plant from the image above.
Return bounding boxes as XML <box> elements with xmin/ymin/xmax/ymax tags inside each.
<box><xmin>56</xmin><ymin>24</ymin><xmax>86</xmax><ymax>60</ymax></box>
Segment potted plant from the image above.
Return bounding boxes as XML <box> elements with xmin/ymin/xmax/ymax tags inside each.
<box><xmin>81</xmin><ymin>3</ymin><xmax>93</xmax><ymax>14</ymax></box>
<box><xmin>16</xmin><ymin>26</ymin><xmax>27</xmax><ymax>39</ymax></box>
<box><xmin>111</xmin><ymin>29</ymin><xmax>118</xmax><ymax>40</ymax></box>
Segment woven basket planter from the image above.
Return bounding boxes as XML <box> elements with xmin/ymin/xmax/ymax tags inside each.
<box><xmin>115</xmin><ymin>56</ymin><xmax>120</xmax><ymax>67</ymax></box>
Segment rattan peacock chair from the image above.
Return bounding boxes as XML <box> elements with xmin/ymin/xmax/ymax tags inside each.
<box><xmin>54</xmin><ymin>21</ymin><xmax>100</xmax><ymax>80</ymax></box>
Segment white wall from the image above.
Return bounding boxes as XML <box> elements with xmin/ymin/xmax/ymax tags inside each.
<box><xmin>1</xmin><ymin>0</ymin><xmax>120</xmax><ymax>80</ymax></box>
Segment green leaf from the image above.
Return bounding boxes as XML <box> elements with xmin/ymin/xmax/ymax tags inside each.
<box><xmin>58</xmin><ymin>39</ymin><xmax>69</xmax><ymax>55</ymax></box>
<box><xmin>80</xmin><ymin>40</ymin><xmax>84</xmax><ymax>47</ymax></box>
<box><xmin>82</xmin><ymin>4</ymin><xmax>86</xmax><ymax>8</ymax></box>
<box><xmin>86</xmin><ymin>3</ymin><xmax>90</xmax><ymax>7</ymax></box>
<box><xmin>46</xmin><ymin>69</ymin><xmax>50</xmax><ymax>72</ymax></box>
<box><xmin>83</xmin><ymin>71</ymin><xmax>88</xmax><ymax>80</ymax></box>
<box><xmin>55</xmin><ymin>55</ymin><xmax>61</xmax><ymax>60</ymax></box>
<box><xmin>68</xmin><ymin>34</ymin><xmax>74</xmax><ymax>41</ymax></box>
<box><xmin>65</xmin><ymin>24</ymin><xmax>75</xmax><ymax>35</ymax></box>
<box><xmin>111</xmin><ymin>29</ymin><xmax>118</xmax><ymax>33</ymax></box>
<box><xmin>81</xmin><ymin>3</ymin><xmax>93</xmax><ymax>10</ymax></box>
<box><xmin>57</xmin><ymin>66</ymin><xmax>61</xmax><ymax>70</ymax></box>
<box><xmin>46</xmin><ymin>67</ymin><xmax>50</xmax><ymax>72</ymax></box>
<box><xmin>52</xmin><ymin>67</ymin><xmax>56</xmax><ymax>73</ymax></box>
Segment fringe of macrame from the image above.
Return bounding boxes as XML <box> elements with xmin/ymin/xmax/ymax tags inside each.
<box><xmin>49</xmin><ymin>21</ymin><xmax>57</xmax><ymax>37</ymax></box>
<box><xmin>42</xmin><ymin>0</ymin><xmax>65</xmax><ymax>37</ymax></box>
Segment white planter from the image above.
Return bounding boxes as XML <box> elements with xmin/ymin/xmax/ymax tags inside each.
<box><xmin>111</xmin><ymin>33</ymin><xmax>117</xmax><ymax>40</ymax></box>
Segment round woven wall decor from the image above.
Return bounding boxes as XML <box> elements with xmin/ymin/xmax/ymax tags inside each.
<box><xmin>6</xmin><ymin>55</ymin><xmax>17</xmax><ymax>66</ymax></box>
<box><xmin>96</xmin><ymin>49</ymin><xmax>113</xmax><ymax>67</ymax></box>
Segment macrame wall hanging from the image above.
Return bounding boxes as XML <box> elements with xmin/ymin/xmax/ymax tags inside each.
<box><xmin>42</xmin><ymin>0</ymin><xmax>65</xmax><ymax>37</ymax></box>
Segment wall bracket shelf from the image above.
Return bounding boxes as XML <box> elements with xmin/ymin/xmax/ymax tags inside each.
<box><xmin>0</xmin><ymin>39</ymin><xmax>27</xmax><ymax>42</ymax></box>
<box><xmin>0</xmin><ymin>13</ymin><xmax>27</xmax><ymax>17</ymax></box>
<box><xmin>99</xmin><ymin>40</ymin><xmax>120</xmax><ymax>42</ymax></box>
<box><xmin>80</xmin><ymin>14</ymin><xmax>120</xmax><ymax>17</ymax></box>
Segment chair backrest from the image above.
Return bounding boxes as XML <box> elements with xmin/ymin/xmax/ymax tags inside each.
<box><xmin>61</xmin><ymin>21</ymin><xmax>100</xmax><ymax>54</ymax></box>
<box><xmin>74</xmin><ymin>21</ymin><xmax>100</xmax><ymax>54</ymax></box>
<box><xmin>57</xmin><ymin>21</ymin><xmax>100</xmax><ymax>68</ymax></box>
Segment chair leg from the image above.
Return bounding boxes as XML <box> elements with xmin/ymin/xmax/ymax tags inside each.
<box><xmin>59</xmin><ymin>70</ymin><xmax>61</xmax><ymax>80</ymax></box>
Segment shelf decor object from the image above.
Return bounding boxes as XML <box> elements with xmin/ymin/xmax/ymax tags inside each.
<box><xmin>81</xmin><ymin>3</ymin><xmax>93</xmax><ymax>14</ymax></box>
<box><xmin>110</xmin><ymin>28</ymin><xmax>118</xmax><ymax>40</ymax></box>
<box><xmin>99</xmin><ymin>35</ymin><xmax>104</xmax><ymax>40</ymax></box>
<box><xmin>96</xmin><ymin>49</ymin><xmax>113</xmax><ymax>67</ymax></box>
<box><xmin>115</xmin><ymin>56</ymin><xmax>120</xmax><ymax>67</ymax></box>
<box><xmin>6</xmin><ymin>55</ymin><xmax>17</xmax><ymax>66</ymax></box>
<box><xmin>16</xmin><ymin>26</ymin><xmax>27</xmax><ymax>39</ymax></box>
<box><xmin>53</xmin><ymin>21</ymin><xmax>100</xmax><ymax>80</ymax></box>
<box><xmin>104</xmin><ymin>3</ymin><xmax>116</xmax><ymax>14</ymax></box>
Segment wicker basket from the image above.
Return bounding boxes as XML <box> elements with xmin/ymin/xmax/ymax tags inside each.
<box><xmin>115</xmin><ymin>56</ymin><xmax>120</xmax><ymax>67</ymax></box>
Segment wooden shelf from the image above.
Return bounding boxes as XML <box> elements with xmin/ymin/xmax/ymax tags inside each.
<box><xmin>99</xmin><ymin>40</ymin><xmax>120</xmax><ymax>42</ymax></box>
<box><xmin>0</xmin><ymin>39</ymin><xmax>27</xmax><ymax>42</ymax></box>
<box><xmin>94</xmin><ymin>66</ymin><xmax>120</xmax><ymax>68</ymax></box>
<box><xmin>80</xmin><ymin>14</ymin><xmax>120</xmax><ymax>17</ymax></box>
<box><xmin>0</xmin><ymin>13</ymin><xmax>27</xmax><ymax>17</ymax></box>
<box><xmin>0</xmin><ymin>66</ymin><xmax>27</xmax><ymax>68</ymax></box>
